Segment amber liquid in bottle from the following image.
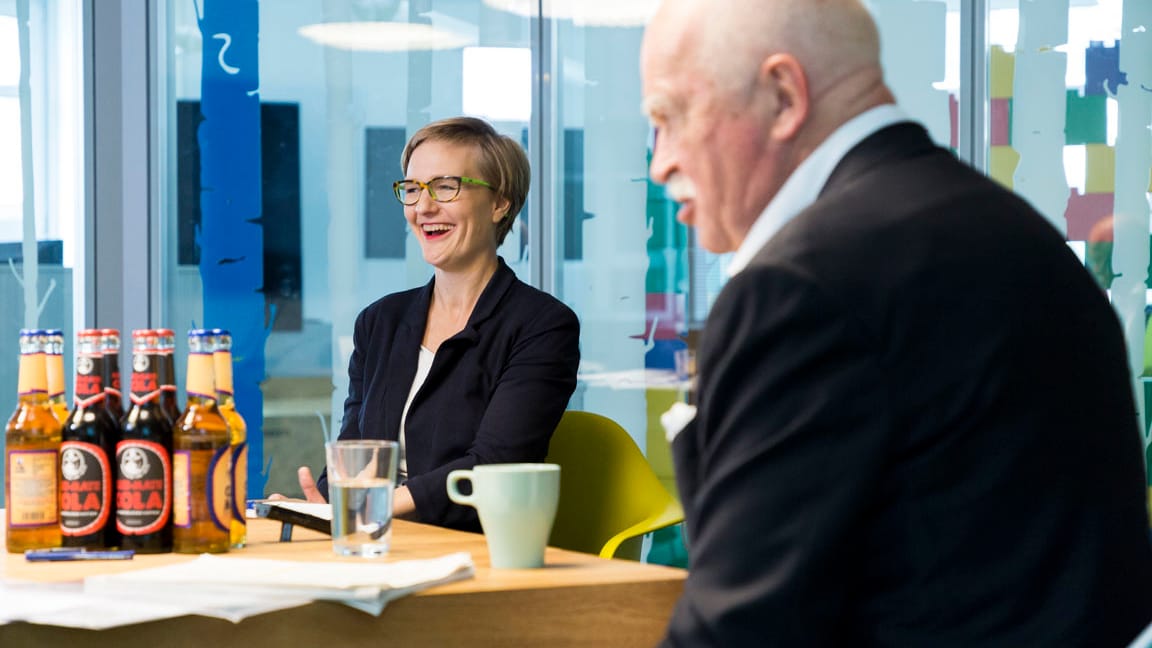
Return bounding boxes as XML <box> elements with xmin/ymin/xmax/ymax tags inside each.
<box><xmin>118</xmin><ymin>330</ymin><xmax>174</xmax><ymax>553</ymax></box>
<box><xmin>45</xmin><ymin>330</ymin><xmax>70</xmax><ymax>425</ymax></box>
<box><xmin>172</xmin><ymin>330</ymin><xmax>231</xmax><ymax>554</ymax></box>
<box><xmin>5</xmin><ymin>330</ymin><xmax>63</xmax><ymax>552</ymax></box>
<box><xmin>61</xmin><ymin>330</ymin><xmax>120</xmax><ymax>548</ymax></box>
<box><xmin>212</xmin><ymin>330</ymin><xmax>248</xmax><ymax>549</ymax></box>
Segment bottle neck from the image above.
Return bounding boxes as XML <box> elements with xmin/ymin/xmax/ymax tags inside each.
<box><xmin>17</xmin><ymin>352</ymin><xmax>49</xmax><ymax>403</ymax></box>
<box><xmin>185</xmin><ymin>351</ymin><xmax>216</xmax><ymax>404</ymax></box>
<box><xmin>159</xmin><ymin>349</ymin><xmax>176</xmax><ymax>386</ymax></box>
<box><xmin>74</xmin><ymin>354</ymin><xmax>108</xmax><ymax>409</ymax></box>
<box><xmin>129</xmin><ymin>351</ymin><xmax>163</xmax><ymax>406</ymax></box>
<box><xmin>104</xmin><ymin>354</ymin><xmax>122</xmax><ymax>394</ymax></box>
<box><xmin>46</xmin><ymin>352</ymin><xmax>66</xmax><ymax>399</ymax></box>
<box><xmin>213</xmin><ymin>350</ymin><xmax>234</xmax><ymax>398</ymax></box>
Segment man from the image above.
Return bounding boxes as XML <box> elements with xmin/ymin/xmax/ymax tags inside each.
<box><xmin>641</xmin><ymin>0</ymin><xmax>1152</xmax><ymax>645</ymax></box>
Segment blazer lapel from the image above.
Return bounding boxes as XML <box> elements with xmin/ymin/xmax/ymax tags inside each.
<box><xmin>461</xmin><ymin>257</ymin><xmax>516</xmax><ymax>334</ymax></box>
<box><xmin>422</xmin><ymin>257</ymin><xmax>517</xmax><ymax>386</ymax></box>
<box><xmin>381</xmin><ymin>280</ymin><xmax>433</xmax><ymax>440</ymax></box>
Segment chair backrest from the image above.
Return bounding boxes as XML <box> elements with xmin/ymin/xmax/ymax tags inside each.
<box><xmin>546</xmin><ymin>410</ymin><xmax>683</xmax><ymax>560</ymax></box>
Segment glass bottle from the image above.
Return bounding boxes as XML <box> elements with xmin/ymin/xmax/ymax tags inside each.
<box><xmin>44</xmin><ymin>329</ymin><xmax>70</xmax><ymax>424</ymax></box>
<box><xmin>156</xmin><ymin>328</ymin><xmax>181</xmax><ymax>424</ymax></box>
<box><xmin>117</xmin><ymin>329</ymin><xmax>174</xmax><ymax>553</ymax></box>
<box><xmin>61</xmin><ymin>329</ymin><xmax>119</xmax><ymax>548</ymax></box>
<box><xmin>5</xmin><ymin>329</ymin><xmax>63</xmax><ymax>552</ymax></box>
<box><xmin>172</xmin><ymin>329</ymin><xmax>231</xmax><ymax>554</ymax></box>
<box><xmin>211</xmin><ymin>329</ymin><xmax>247</xmax><ymax>549</ymax></box>
<box><xmin>99</xmin><ymin>328</ymin><xmax>124</xmax><ymax>421</ymax></box>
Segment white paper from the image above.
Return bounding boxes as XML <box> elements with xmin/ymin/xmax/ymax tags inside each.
<box><xmin>0</xmin><ymin>552</ymin><xmax>475</xmax><ymax>630</ymax></box>
<box><xmin>0</xmin><ymin>579</ymin><xmax>312</xmax><ymax>629</ymax></box>
<box><xmin>87</xmin><ymin>552</ymin><xmax>474</xmax><ymax>612</ymax></box>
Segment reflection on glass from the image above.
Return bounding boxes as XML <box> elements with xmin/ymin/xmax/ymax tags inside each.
<box><xmin>163</xmin><ymin>1</ymin><xmax>533</xmax><ymax>500</ymax></box>
<box><xmin>988</xmin><ymin>0</ymin><xmax>1152</xmax><ymax>483</ymax></box>
<box><xmin>0</xmin><ymin>0</ymin><xmax>84</xmax><ymax>508</ymax></box>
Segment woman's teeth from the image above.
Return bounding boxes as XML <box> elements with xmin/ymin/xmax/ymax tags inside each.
<box><xmin>422</xmin><ymin>224</ymin><xmax>454</xmax><ymax>237</ymax></box>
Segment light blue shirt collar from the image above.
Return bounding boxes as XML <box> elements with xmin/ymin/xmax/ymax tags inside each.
<box><xmin>726</xmin><ymin>104</ymin><xmax>912</xmax><ymax>277</ymax></box>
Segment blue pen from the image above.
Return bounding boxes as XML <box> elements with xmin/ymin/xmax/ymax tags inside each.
<box><xmin>25</xmin><ymin>547</ymin><xmax>135</xmax><ymax>562</ymax></box>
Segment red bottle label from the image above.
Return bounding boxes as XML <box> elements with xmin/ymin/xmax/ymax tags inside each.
<box><xmin>60</xmin><ymin>441</ymin><xmax>113</xmax><ymax>535</ymax></box>
<box><xmin>115</xmin><ymin>440</ymin><xmax>172</xmax><ymax>535</ymax></box>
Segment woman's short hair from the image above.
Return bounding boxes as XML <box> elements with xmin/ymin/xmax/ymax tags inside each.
<box><xmin>400</xmin><ymin>116</ymin><xmax>530</xmax><ymax>246</ymax></box>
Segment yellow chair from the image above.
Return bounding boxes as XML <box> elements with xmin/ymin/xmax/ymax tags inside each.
<box><xmin>546</xmin><ymin>410</ymin><xmax>685</xmax><ymax>561</ymax></box>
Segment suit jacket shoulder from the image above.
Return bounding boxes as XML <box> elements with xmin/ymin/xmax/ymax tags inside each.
<box><xmin>668</xmin><ymin>123</ymin><xmax>1152</xmax><ymax>646</ymax></box>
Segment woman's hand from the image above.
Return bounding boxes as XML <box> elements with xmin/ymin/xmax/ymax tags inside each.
<box><xmin>266</xmin><ymin>466</ymin><xmax>327</xmax><ymax>503</ymax></box>
<box><xmin>393</xmin><ymin>485</ymin><xmax>416</xmax><ymax>518</ymax></box>
<box><xmin>268</xmin><ymin>466</ymin><xmax>417</xmax><ymax>518</ymax></box>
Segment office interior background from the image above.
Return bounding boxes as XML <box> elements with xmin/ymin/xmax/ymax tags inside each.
<box><xmin>2</xmin><ymin>0</ymin><xmax>1150</xmax><ymax>517</ymax></box>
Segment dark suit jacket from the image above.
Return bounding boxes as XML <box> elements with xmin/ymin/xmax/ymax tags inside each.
<box><xmin>664</xmin><ymin>123</ymin><xmax>1152</xmax><ymax>646</ymax></box>
<box><xmin>317</xmin><ymin>258</ymin><xmax>580</xmax><ymax>532</ymax></box>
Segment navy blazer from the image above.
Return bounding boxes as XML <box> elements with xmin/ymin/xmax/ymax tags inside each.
<box><xmin>318</xmin><ymin>258</ymin><xmax>580</xmax><ymax>532</ymax></box>
<box><xmin>664</xmin><ymin>123</ymin><xmax>1152</xmax><ymax>646</ymax></box>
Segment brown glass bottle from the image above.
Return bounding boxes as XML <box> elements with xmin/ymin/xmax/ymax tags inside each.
<box><xmin>5</xmin><ymin>329</ymin><xmax>63</xmax><ymax>552</ymax></box>
<box><xmin>99</xmin><ymin>329</ymin><xmax>124</xmax><ymax>421</ymax></box>
<box><xmin>61</xmin><ymin>329</ymin><xmax>119</xmax><ymax>548</ymax></box>
<box><xmin>172</xmin><ymin>329</ymin><xmax>231</xmax><ymax>554</ymax></box>
<box><xmin>211</xmin><ymin>329</ymin><xmax>248</xmax><ymax>549</ymax></box>
<box><xmin>44</xmin><ymin>329</ymin><xmax>70</xmax><ymax>424</ymax></box>
<box><xmin>156</xmin><ymin>328</ymin><xmax>181</xmax><ymax>424</ymax></box>
<box><xmin>117</xmin><ymin>330</ymin><xmax>174</xmax><ymax>553</ymax></box>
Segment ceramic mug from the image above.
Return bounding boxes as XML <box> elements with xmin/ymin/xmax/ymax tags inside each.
<box><xmin>446</xmin><ymin>463</ymin><xmax>561</xmax><ymax>569</ymax></box>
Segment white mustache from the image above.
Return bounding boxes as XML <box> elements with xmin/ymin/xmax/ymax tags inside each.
<box><xmin>664</xmin><ymin>174</ymin><xmax>697</xmax><ymax>203</ymax></box>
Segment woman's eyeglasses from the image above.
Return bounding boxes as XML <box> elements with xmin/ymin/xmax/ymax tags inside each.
<box><xmin>392</xmin><ymin>176</ymin><xmax>493</xmax><ymax>205</ymax></box>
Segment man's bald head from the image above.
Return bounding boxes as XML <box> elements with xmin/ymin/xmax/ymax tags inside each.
<box><xmin>647</xmin><ymin>0</ymin><xmax>884</xmax><ymax>103</ymax></box>
<box><xmin>641</xmin><ymin>0</ymin><xmax>894</xmax><ymax>253</ymax></box>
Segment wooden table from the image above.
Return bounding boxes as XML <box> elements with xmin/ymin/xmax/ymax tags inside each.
<box><xmin>0</xmin><ymin>517</ymin><xmax>685</xmax><ymax>647</ymax></box>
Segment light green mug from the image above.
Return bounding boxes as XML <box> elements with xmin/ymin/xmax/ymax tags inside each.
<box><xmin>446</xmin><ymin>463</ymin><xmax>561</xmax><ymax>569</ymax></box>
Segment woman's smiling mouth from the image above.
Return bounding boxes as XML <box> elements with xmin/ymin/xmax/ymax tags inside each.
<box><xmin>421</xmin><ymin>223</ymin><xmax>455</xmax><ymax>240</ymax></box>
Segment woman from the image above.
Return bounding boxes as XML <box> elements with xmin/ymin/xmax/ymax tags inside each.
<box><xmin>293</xmin><ymin>117</ymin><xmax>580</xmax><ymax>532</ymax></box>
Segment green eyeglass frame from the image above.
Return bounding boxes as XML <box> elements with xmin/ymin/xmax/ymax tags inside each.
<box><xmin>392</xmin><ymin>176</ymin><xmax>493</xmax><ymax>205</ymax></box>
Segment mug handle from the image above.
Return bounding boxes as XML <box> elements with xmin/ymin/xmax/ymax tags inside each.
<box><xmin>446</xmin><ymin>470</ymin><xmax>476</xmax><ymax>506</ymax></box>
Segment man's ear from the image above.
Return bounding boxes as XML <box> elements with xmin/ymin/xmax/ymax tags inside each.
<box><xmin>760</xmin><ymin>53</ymin><xmax>809</xmax><ymax>140</ymax></box>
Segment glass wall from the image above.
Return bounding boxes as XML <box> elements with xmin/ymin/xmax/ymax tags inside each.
<box><xmin>162</xmin><ymin>0</ymin><xmax>535</xmax><ymax>498</ymax></box>
<box><xmin>152</xmin><ymin>0</ymin><xmax>1152</xmax><ymax>558</ymax></box>
<box><xmin>549</xmin><ymin>1</ymin><xmax>961</xmax><ymax>497</ymax></box>
<box><xmin>0</xmin><ymin>0</ymin><xmax>85</xmax><ymax>506</ymax></box>
<box><xmin>15</xmin><ymin>0</ymin><xmax>1148</xmax><ymax>545</ymax></box>
<box><xmin>157</xmin><ymin>0</ymin><xmax>965</xmax><ymax>507</ymax></box>
<box><xmin>984</xmin><ymin>0</ymin><xmax>1152</xmax><ymax>476</ymax></box>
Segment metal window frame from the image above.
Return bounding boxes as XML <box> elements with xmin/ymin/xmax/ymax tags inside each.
<box><xmin>958</xmin><ymin>0</ymin><xmax>988</xmax><ymax>171</ymax></box>
<box><xmin>85</xmin><ymin>0</ymin><xmax>155</xmax><ymax>331</ymax></box>
<box><xmin>84</xmin><ymin>0</ymin><xmax>993</xmax><ymax>336</ymax></box>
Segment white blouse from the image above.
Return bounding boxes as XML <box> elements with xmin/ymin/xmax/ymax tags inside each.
<box><xmin>398</xmin><ymin>345</ymin><xmax>435</xmax><ymax>483</ymax></box>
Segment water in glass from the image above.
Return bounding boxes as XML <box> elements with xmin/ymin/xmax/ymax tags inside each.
<box><xmin>330</xmin><ymin>477</ymin><xmax>393</xmax><ymax>557</ymax></box>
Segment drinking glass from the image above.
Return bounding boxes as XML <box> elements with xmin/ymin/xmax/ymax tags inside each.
<box><xmin>325</xmin><ymin>440</ymin><xmax>398</xmax><ymax>557</ymax></box>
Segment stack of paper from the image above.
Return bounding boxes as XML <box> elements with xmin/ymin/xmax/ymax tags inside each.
<box><xmin>0</xmin><ymin>552</ymin><xmax>474</xmax><ymax>629</ymax></box>
<box><xmin>87</xmin><ymin>552</ymin><xmax>475</xmax><ymax>615</ymax></box>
